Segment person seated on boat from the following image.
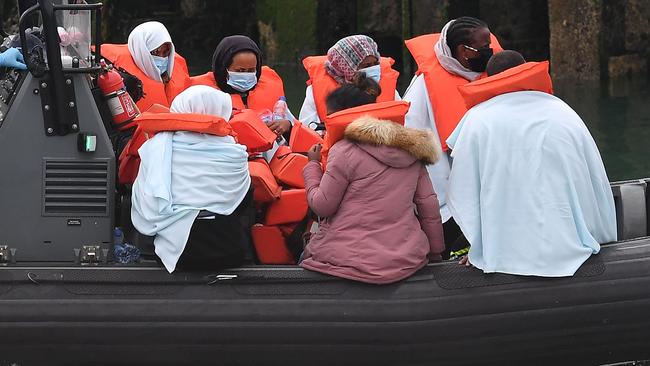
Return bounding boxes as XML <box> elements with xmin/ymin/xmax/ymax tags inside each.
<box><xmin>101</xmin><ymin>21</ymin><xmax>190</xmax><ymax>112</ymax></box>
<box><xmin>299</xmin><ymin>34</ymin><xmax>401</xmax><ymax>127</ymax></box>
<box><xmin>131</xmin><ymin>85</ymin><xmax>252</xmax><ymax>273</ymax></box>
<box><xmin>0</xmin><ymin>48</ymin><xmax>26</xmax><ymax>69</ymax></box>
<box><xmin>403</xmin><ymin>17</ymin><xmax>503</xmax><ymax>258</ymax></box>
<box><xmin>190</xmin><ymin>35</ymin><xmax>293</xmax><ymax>144</ymax></box>
<box><xmin>447</xmin><ymin>50</ymin><xmax>617</xmax><ymax>277</ymax></box>
<box><xmin>299</xmin><ymin>73</ymin><xmax>445</xmax><ymax>284</ymax></box>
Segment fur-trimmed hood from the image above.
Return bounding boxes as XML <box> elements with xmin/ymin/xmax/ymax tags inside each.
<box><xmin>344</xmin><ymin>116</ymin><xmax>440</xmax><ymax>166</ymax></box>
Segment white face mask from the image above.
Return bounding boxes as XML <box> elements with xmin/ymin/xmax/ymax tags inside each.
<box><xmin>226</xmin><ymin>71</ymin><xmax>258</xmax><ymax>92</ymax></box>
<box><xmin>358</xmin><ymin>64</ymin><xmax>381</xmax><ymax>83</ymax></box>
<box><xmin>151</xmin><ymin>55</ymin><xmax>169</xmax><ymax>75</ymax></box>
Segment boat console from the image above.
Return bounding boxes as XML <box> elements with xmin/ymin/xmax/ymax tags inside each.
<box><xmin>0</xmin><ymin>0</ymin><xmax>114</xmax><ymax>265</ymax></box>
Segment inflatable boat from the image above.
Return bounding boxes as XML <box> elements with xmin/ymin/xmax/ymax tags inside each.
<box><xmin>2</xmin><ymin>230</ymin><xmax>650</xmax><ymax>365</ymax></box>
<box><xmin>1</xmin><ymin>2</ymin><xmax>649</xmax><ymax>365</ymax></box>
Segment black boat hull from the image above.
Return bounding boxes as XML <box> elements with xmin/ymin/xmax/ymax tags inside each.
<box><xmin>1</xmin><ymin>238</ymin><xmax>650</xmax><ymax>365</ymax></box>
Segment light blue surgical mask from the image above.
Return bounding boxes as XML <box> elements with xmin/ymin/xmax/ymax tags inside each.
<box><xmin>227</xmin><ymin>71</ymin><xmax>258</xmax><ymax>92</ymax></box>
<box><xmin>359</xmin><ymin>64</ymin><xmax>381</xmax><ymax>83</ymax></box>
<box><xmin>151</xmin><ymin>55</ymin><xmax>168</xmax><ymax>75</ymax></box>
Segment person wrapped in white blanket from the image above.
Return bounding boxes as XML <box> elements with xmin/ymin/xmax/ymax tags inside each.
<box><xmin>448</xmin><ymin>51</ymin><xmax>617</xmax><ymax>277</ymax></box>
<box><xmin>131</xmin><ymin>85</ymin><xmax>252</xmax><ymax>273</ymax></box>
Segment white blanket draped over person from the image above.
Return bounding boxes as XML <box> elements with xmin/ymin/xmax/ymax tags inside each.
<box><xmin>127</xmin><ymin>21</ymin><xmax>175</xmax><ymax>82</ymax></box>
<box><xmin>447</xmin><ymin>91</ymin><xmax>617</xmax><ymax>277</ymax></box>
<box><xmin>131</xmin><ymin>86</ymin><xmax>251</xmax><ymax>273</ymax></box>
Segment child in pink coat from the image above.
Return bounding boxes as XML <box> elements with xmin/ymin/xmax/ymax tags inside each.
<box><xmin>300</xmin><ymin>74</ymin><xmax>444</xmax><ymax>284</ymax></box>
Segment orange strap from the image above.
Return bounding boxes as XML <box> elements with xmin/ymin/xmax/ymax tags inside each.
<box><xmin>135</xmin><ymin>112</ymin><xmax>233</xmax><ymax>137</ymax></box>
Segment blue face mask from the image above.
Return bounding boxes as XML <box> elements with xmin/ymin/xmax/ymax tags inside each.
<box><xmin>151</xmin><ymin>55</ymin><xmax>168</xmax><ymax>75</ymax></box>
<box><xmin>358</xmin><ymin>64</ymin><xmax>381</xmax><ymax>83</ymax></box>
<box><xmin>226</xmin><ymin>71</ymin><xmax>258</xmax><ymax>92</ymax></box>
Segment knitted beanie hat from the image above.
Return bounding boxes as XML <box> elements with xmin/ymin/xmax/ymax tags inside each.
<box><xmin>325</xmin><ymin>35</ymin><xmax>380</xmax><ymax>84</ymax></box>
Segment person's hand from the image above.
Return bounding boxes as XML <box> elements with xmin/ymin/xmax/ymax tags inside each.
<box><xmin>267</xmin><ymin>119</ymin><xmax>291</xmax><ymax>136</ymax></box>
<box><xmin>459</xmin><ymin>255</ymin><xmax>474</xmax><ymax>268</ymax></box>
<box><xmin>307</xmin><ymin>143</ymin><xmax>322</xmax><ymax>162</ymax></box>
<box><xmin>0</xmin><ymin>48</ymin><xmax>27</xmax><ymax>70</ymax></box>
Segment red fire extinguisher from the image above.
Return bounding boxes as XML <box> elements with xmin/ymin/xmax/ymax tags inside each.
<box><xmin>97</xmin><ymin>59</ymin><xmax>140</xmax><ymax>129</ymax></box>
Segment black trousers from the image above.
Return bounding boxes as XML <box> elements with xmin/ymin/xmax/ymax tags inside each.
<box><xmin>174</xmin><ymin>186</ymin><xmax>254</xmax><ymax>271</ymax></box>
<box><xmin>442</xmin><ymin>217</ymin><xmax>470</xmax><ymax>260</ymax></box>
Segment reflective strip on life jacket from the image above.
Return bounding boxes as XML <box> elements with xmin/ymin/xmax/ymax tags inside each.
<box><xmin>404</xmin><ymin>33</ymin><xmax>503</xmax><ymax>151</ymax></box>
<box><xmin>189</xmin><ymin>66</ymin><xmax>286</xmax><ymax>112</ymax></box>
<box><xmin>101</xmin><ymin>43</ymin><xmax>190</xmax><ymax>112</ymax></box>
<box><xmin>302</xmin><ymin>55</ymin><xmax>399</xmax><ymax>122</ymax></box>
<box><xmin>458</xmin><ymin>61</ymin><xmax>554</xmax><ymax>109</ymax></box>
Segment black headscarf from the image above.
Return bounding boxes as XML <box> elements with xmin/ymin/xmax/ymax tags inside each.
<box><xmin>211</xmin><ymin>35</ymin><xmax>262</xmax><ymax>95</ymax></box>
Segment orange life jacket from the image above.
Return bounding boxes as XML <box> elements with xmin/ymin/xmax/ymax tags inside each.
<box><xmin>302</xmin><ymin>55</ymin><xmax>400</xmax><ymax>122</ymax></box>
<box><xmin>288</xmin><ymin>120</ymin><xmax>324</xmax><ymax>153</ymax></box>
<box><xmin>101</xmin><ymin>44</ymin><xmax>190</xmax><ymax>112</ymax></box>
<box><xmin>269</xmin><ymin>146</ymin><xmax>308</xmax><ymax>189</ymax></box>
<box><xmin>323</xmin><ymin>100</ymin><xmax>410</xmax><ymax>150</ymax></box>
<box><xmin>321</xmin><ymin>100</ymin><xmax>410</xmax><ymax>166</ymax></box>
<box><xmin>251</xmin><ymin>224</ymin><xmax>295</xmax><ymax>265</ymax></box>
<box><xmin>229</xmin><ymin>109</ymin><xmax>277</xmax><ymax>153</ymax></box>
<box><xmin>405</xmin><ymin>33</ymin><xmax>503</xmax><ymax>151</ymax></box>
<box><xmin>117</xmin><ymin>111</ymin><xmax>234</xmax><ymax>185</ymax></box>
<box><xmin>264</xmin><ymin>189</ymin><xmax>308</xmax><ymax>226</ymax></box>
<box><xmin>143</xmin><ymin>103</ymin><xmax>171</xmax><ymax>114</ymax></box>
<box><xmin>458</xmin><ymin>61</ymin><xmax>554</xmax><ymax>109</ymax></box>
<box><xmin>189</xmin><ymin>66</ymin><xmax>286</xmax><ymax>112</ymax></box>
<box><xmin>248</xmin><ymin>158</ymin><xmax>282</xmax><ymax>203</ymax></box>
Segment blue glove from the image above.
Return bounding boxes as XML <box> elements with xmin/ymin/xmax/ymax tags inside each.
<box><xmin>0</xmin><ymin>48</ymin><xmax>27</xmax><ymax>70</ymax></box>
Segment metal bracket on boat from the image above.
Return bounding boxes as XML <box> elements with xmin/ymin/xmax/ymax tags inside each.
<box><xmin>75</xmin><ymin>245</ymin><xmax>103</xmax><ymax>265</ymax></box>
<box><xmin>206</xmin><ymin>274</ymin><xmax>238</xmax><ymax>285</ymax></box>
<box><xmin>38</xmin><ymin>73</ymin><xmax>79</xmax><ymax>136</ymax></box>
<box><xmin>0</xmin><ymin>245</ymin><xmax>15</xmax><ymax>265</ymax></box>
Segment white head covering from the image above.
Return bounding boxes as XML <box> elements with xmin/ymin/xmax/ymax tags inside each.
<box><xmin>127</xmin><ymin>21</ymin><xmax>175</xmax><ymax>82</ymax></box>
<box><xmin>170</xmin><ymin>85</ymin><xmax>233</xmax><ymax>120</ymax></box>
<box><xmin>434</xmin><ymin>20</ymin><xmax>482</xmax><ymax>81</ymax></box>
